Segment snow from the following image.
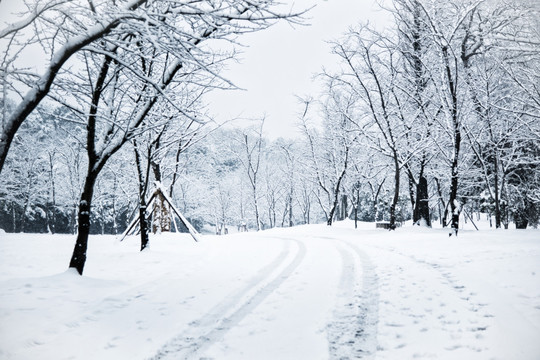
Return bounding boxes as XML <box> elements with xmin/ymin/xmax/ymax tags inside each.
<box><xmin>1</xmin><ymin>222</ymin><xmax>539</xmax><ymax>359</ymax></box>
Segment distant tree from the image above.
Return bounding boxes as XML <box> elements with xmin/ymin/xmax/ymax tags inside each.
<box><xmin>235</xmin><ymin>120</ymin><xmax>265</xmax><ymax>231</ymax></box>
<box><xmin>300</xmin><ymin>95</ymin><xmax>354</xmax><ymax>226</ymax></box>
<box><xmin>278</xmin><ymin>139</ymin><xmax>299</xmax><ymax>227</ymax></box>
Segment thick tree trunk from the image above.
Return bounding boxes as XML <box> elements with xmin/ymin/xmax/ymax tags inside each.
<box><xmin>327</xmin><ymin>193</ymin><xmax>340</xmax><ymax>226</ymax></box>
<box><xmin>68</xmin><ymin>170</ymin><xmax>97</xmax><ymax>275</ymax></box>
<box><xmin>327</xmin><ymin>185</ymin><xmax>342</xmax><ymax>226</ymax></box>
<box><xmin>68</xmin><ymin>54</ymin><xmax>111</xmax><ymax>275</ymax></box>
<box><xmin>413</xmin><ymin>175</ymin><xmax>431</xmax><ymax>227</ymax></box>
<box><xmin>340</xmin><ymin>195</ymin><xmax>348</xmax><ymax>221</ymax></box>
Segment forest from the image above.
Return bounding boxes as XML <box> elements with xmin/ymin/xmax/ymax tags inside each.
<box><xmin>1</xmin><ymin>0</ymin><xmax>539</xmax><ymax>269</ymax></box>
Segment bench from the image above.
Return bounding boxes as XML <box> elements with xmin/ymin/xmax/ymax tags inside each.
<box><xmin>376</xmin><ymin>222</ymin><xmax>399</xmax><ymax>229</ymax></box>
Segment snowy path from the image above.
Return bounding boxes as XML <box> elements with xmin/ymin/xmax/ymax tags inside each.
<box><xmin>1</xmin><ymin>223</ymin><xmax>540</xmax><ymax>359</ymax></box>
<box><xmin>326</xmin><ymin>238</ymin><xmax>379</xmax><ymax>359</ymax></box>
<box><xmin>150</xmin><ymin>238</ymin><xmax>307</xmax><ymax>359</ymax></box>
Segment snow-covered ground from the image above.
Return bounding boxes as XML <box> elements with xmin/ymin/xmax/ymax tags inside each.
<box><xmin>1</xmin><ymin>221</ymin><xmax>539</xmax><ymax>360</ymax></box>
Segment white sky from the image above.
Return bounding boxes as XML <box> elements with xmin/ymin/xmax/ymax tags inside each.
<box><xmin>205</xmin><ymin>0</ymin><xmax>391</xmax><ymax>139</ymax></box>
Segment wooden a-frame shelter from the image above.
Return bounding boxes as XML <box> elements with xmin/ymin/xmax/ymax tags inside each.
<box><xmin>120</xmin><ymin>185</ymin><xmax>199</xmax><ymax>242</ymax></box>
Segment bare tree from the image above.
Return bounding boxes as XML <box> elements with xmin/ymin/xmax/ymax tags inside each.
<box><xmin>235</xmin><ymin>119</ymin><xmax>265</xmax><ymax>231</ymax></box>
<box><xmin>330</xmin><ymin>27</ymin><xmax>408</xmax><ymax>229</ymax></box>
<box><xmin>279</xmin><ymin>140</ymin><xmax>298</xmax><ymax>227</ymax></box>
<box><xmin>300</xmin><ymin>95</ymin><xmax>354</xmax><ymax>226</ymax></box>
<box><xmin>409</xmin><ymin>0</ymin><xmax>486</xmax><ymax>235</ymax></box>
<box><xmin>392</xmin><ymin>0</ymin><xmax>437</xmax><ymax>226</ymax></box>
<box><xmin>60</xmin><ymin>2</ymin><xmax>300</xmax><ymax>275</ymax></box>
<box><xmin>0</xmin><ymin>0</ymin><xmax>304</xmax><ymax>173</ymax></box>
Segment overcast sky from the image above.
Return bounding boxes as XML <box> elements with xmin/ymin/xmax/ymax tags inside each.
<box><xmin>0</xmin><ymin>0</ymin><xmax>391</xmax><ymax>139</ymax></box>
<box><xmin>205</xmin><ymin>0</ymin><xmax>391</xmax><ymax>139</ymax></box>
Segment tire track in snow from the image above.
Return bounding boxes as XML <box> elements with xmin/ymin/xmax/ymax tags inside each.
<box><xmin>148</xmin><ymin>237</ymin><xmax>307</xmax><ymax>360</ymax></box>
<box><xmin>326</xmin><ymin>238</ymin><xmax>379</xmax><ymax>359</ymax></box>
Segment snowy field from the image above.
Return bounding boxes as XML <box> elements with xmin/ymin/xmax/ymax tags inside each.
<box><xmin>1</xmin><ymin>221</ymin><xmax>539</xmax><ymax>360</ymax></box>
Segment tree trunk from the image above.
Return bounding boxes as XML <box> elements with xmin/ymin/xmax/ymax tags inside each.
<box><xmin>21</xmin><ymin>193</ymin><xmax>30</xmax><ymax>233</ymax></box>
<box><xmin>340</xmin><ymin>194</ymin><xmax>348</xmax><ymax>221</ymax></box>
<box><xmin>288</xmin><ymin>190</ymin><xmax>293</xmax><ymax>227</ymax></box>
<box><xmin>69</xmin><ymin>205</ymin><xmax>77</xmax><ymax>234</ymax></box>
<box><xmin>139</xmin><ymin>200</ymin><xmax>149</xmax><ymax>250</ymax></box>
<box><xmin>407</xmin><ymin>171</ymin><xmax>416</xmax><ymax>214</ymax></box>
<box><xmin>442</xmin><ymin>44</ymin><xmax>461</xmax><ymax>236</ymax></box>
<box><xmin>414</xmin><ymin>175</ymin><xmax>431</xmax><ymax>226</ymax></box>
<box><xmin>151</xmin><ymin>159</ymin><xmax>161</xmax><ymax>182</ymax></box>
<box><xmin>68</xmin><ymin>170</ymin><xmax>97</xmax><ymax>275</ymax></box>
<box><xmin>373</xmin><ymin>197</ymin><xmax>379</xmax><ymax>222</ymax></box>
<box><xmin>389</xmin><ymin>156</ymin><xmax>400</xmax><ymax>230</ymax></box>
<box><xmin>354</xmin><ymin>186</ymin><xmax>359</xmax><ymax>229</ymax></box>
<box><xmin>68</xmin><ymin>55</ymin><xmax>111</xmax><ymax>275</ymax></box>
<box><xmin>449</xmin><ymin>161</ymin><xmax>460</xmax><ymax>236</ymax></box>
<box><xmin>434</xmin><ymin>177</ymin><xmax>446</xmax><ymax>226</ymax></box>
<box><xmin>11</xmin><ymin>202</ymin><xmax>16</xmax><ymax>233</ymax></box>
<box><xmin>272</xmin><ymin>204</ymin><xmax>276</xmax><ymax>228</ymax></box>
<box><xmin>253</xmin><ymin>186</ymin><xmax>261</xmax><ymax>231</ymax></box>
<box><xmin>327</xmin><ymin>193</ymin><xmax>340</xmax><ymax>226</ymax></box>
<box><xmin>134</xmin><ymin>143</ymin><xmax>150</xmax><ymax>251</ymax></box>
<box><xmin>492</xmin><ymin>151</ymin><xmax>501</xmax><ymax>229</ymax></box>
<box><xmin>448</xmin><ymin>122</ymin><xmax>461</xmax><ymax>236</ymax></box>
<box><xmin>48</xmin><ymin>152</ymin><xmax>57</xmax><ymax>234</ymax></box>
<box><xmin>327</xmin><ymin>147</ymin><xmax>349</xmax><ymax>226</ymax></box>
